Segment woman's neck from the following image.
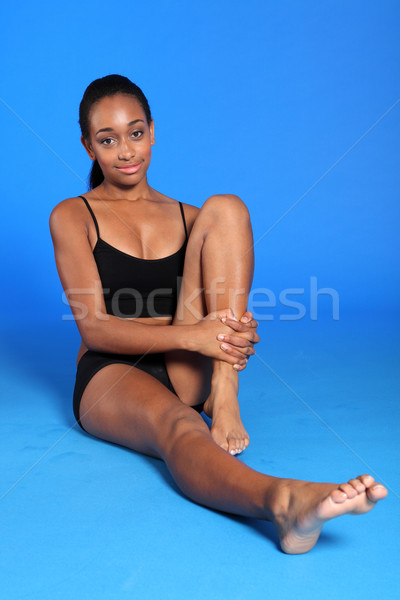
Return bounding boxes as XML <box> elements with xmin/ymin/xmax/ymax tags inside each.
<box><xmin>97</xmin><ymin>177</ymin><xmax>154</xmax><ymax>202</ymax></box>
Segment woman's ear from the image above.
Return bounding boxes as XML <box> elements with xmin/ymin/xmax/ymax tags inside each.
<box><xmin>81</xmin><ymin>135</ymin><xmax>96</xmax><ymax>160</ymax></box>
<box><xmin>150</xmin><ymin>120</ymin><xmax>155</xmax><ymax>146</ymax></box>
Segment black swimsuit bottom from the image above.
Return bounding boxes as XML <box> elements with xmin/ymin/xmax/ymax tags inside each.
<box><xmin>73</xmin><ymin>350</ymin><xmax>204</xmax><ymax>433</ymax></box>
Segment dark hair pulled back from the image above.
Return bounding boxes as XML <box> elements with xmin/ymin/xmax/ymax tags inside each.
<box><xmin>78</xmin><ymin>74</ymin><xmax>152</xmax><ymax>190</ymax></box>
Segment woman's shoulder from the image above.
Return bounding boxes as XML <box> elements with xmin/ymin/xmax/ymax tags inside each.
<box><xmin>49</xmin><ymin>195</ymin><xmax>90</xmax><ymax>235</ymax></box>
<box><xmin>50</xmin><ymin>194</ymin><xmax>86</xmax><ymax>214</ymax></box>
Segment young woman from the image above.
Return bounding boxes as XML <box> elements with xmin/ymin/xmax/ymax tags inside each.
<box><xmin>49</xmin><ymin>74</ymin><xmax>387</xmax><ymax>554</ymax></box>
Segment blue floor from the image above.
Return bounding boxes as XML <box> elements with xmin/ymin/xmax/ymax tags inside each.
<box><xmin>1</xmin><ymin>311</ymin><xmax>399</xmax><ymax>599</ymax></box>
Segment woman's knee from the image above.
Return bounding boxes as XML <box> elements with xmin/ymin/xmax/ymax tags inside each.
<box><xmin>201</xmin><ymin>193</ymin><xmax>250</xmax><ymax>223</ymax></box>
<box><xmin>158</xmin><ymin>404</ymin><xmax>209</xmax><ymax>451</ymax></box>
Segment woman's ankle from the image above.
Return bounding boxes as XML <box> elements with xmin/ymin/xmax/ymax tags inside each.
<box><xmin>211</xmin><ymin>359</ymin><xmax>238</xmax><ymax>387</ymax></box>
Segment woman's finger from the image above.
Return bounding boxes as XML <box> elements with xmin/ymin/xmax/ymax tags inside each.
<box><xmin>224</xmin><ymin>318</ymin><xmax>259</xmax><ymax>338</ymax></box>
<box><xmin>233</xmin><ymin>357</ymin><xmax>249</xmax><ymax>371</ymax></box>
<box><xmin>240</xmin><ymin>314</ymin><xmax>258</xmax><ymax>329</ymax></box>
<box><xmin>240</xmin><ymin>310</ymin><xmax>253</xmax><ymax>324</ymax></box>
<box><xmin>220</xmin><ymin>327</ymin><xmax>259</xmax><ymax>345</ymax></box>
<box><xmin>218</xmin><ymin>333</ymin><xmax>256</xmax><ymax>351</ymax></box>
<box><xmin>219</xmin><ymin>343</ymin><xmax>251</xmax><ymax>359</ymax></box>
<box><xmin>221</xmin><ymin>318</ymin><xmax>253</xmax><ymax>333</ymax></box>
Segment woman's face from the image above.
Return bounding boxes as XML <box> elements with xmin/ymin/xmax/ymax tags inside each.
<box><xmin>82</xmin><ymin>93</ymin><xmax>155</xmax><ymax>186</ymax></box>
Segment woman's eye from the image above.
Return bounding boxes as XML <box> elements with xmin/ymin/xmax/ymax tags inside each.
<box><xmin>132</xmin><ymin>130</ymin><xmax>143</xmax><ymax>139</ymax></box>
<box><xmin>101</xmin><ymin>138</ymin><xmax>114</xmax><ymax>146</ymax></box>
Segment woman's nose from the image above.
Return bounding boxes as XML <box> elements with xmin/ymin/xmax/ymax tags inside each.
<box><xmin>118</xmin><ymin>137</ymin><xmax>135</xmax><ymax>159</ymax></box>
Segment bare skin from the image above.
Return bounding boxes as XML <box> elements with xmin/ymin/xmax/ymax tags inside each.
<box><xmin>49</xmin><ymin>92</ymin><xmax>387</xmax><ymax>554</ymax></box>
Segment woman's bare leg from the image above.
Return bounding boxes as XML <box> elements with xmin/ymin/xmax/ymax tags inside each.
<box><xmin>78</xmin><ymin>363</ymin><xmax>388</xmax><ymax>555</ymax></box>
<box><xmin>166</xmin><ymin>194</ymin><xmax>255</xmax><ymax>454</ymax></box>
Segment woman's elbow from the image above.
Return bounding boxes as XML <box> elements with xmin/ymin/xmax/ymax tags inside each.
<box><xmin>77</xmin><ymin>313</ymin><xmax>109</xmax><ymax>351</ymax></box>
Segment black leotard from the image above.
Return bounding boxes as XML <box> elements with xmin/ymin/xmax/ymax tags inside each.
<box><xmin>79</xmin><ymin>195</ymin><xmax>188</xmax><ymax>318</ymax></box>
<box><xmin>72</xmin><ymin>196</ymin><xmax>203</xmax><ymax>434</ymax></box>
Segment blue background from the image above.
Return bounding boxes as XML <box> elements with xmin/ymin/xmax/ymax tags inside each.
<box><xmin>0</xmin><ymin>1</ymin><xmax>399</xmax><ymax>599</ymax></box>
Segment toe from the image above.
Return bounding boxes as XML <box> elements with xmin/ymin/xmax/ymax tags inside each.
<box><xmin>235</xmin><ymin>440</ymin><xmax>243</xmax><ymax>455</ymax></box>
<box><xmin>357</xmin><ymin>474</ymin><xmax>374</xmax><ymax>487</ymax></box>
<box><xmin>366</xmin><ymin>483</ymin><xmax>388</xmax><ymax>502</ymax></box>
<box><xmin>227</xmin><ymin>436</ymin><xmax>239</xmax><ymax>455</ymax></box>
<box><xmin>338</xmin><ymin>482</ymin><xmax>358</xmax><ymax>499</ymax></box>
<box><xmin>227</xmin><ymin>432</ymin><xmax>248</xmax><ymax>455</ymax></box>
<box><xmin>330</xmin><ymin>488</ymin><xmax>348</xmax><ymax>503</ymax></box>
<box><xmin>348</xmin><ymin>478</ymin><xmax>365</xmax><ymax>494</ymax></box>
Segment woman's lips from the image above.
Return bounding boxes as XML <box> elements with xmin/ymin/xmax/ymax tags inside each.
<box><xmin>116</xmin><ymin>162</ymin><xmax>142</xmax><ymax>174</ymax></box>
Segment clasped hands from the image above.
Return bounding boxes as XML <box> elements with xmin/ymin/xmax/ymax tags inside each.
<box><xmin>197</xmin><ymin>307</ymin><xmax>260</xmax><ymax>371</ymax></box>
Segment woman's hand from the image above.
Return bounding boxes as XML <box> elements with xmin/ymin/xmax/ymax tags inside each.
<box><xmin>191</xmin><ymin>308</ymin><xmax>260</xmax><ymax>370</ymax></box>
<box><xmin>219</xmin><ymin>309</ymin><xmax>260</xmax><ymax>370</ymax></box>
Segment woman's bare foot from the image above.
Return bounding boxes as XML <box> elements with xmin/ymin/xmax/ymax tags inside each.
<box><xmin>204</xmin><ymin>372</ymin><xmax>250</xmax><ymax>455</ymax></box>
<box><xmin>270</xmin><ymin>474</ymin><xmax>388</xmax><ymax>554</ymax></box>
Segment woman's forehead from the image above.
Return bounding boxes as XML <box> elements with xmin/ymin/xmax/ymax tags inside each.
<box><xmin>89</xmin><ymin>94</ymin><xmax>145</xmax><ymax>127</ymax></box>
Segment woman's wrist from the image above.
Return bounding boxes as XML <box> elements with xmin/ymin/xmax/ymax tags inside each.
<box><xmin>170</xmin><ymin>323</ymin><xmax>197</xmax><ymax>353</ymax></box>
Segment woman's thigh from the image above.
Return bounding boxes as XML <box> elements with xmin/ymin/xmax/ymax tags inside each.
<box><xmin>79</xmin><ymin>363</ymin><xmax>209</xmax><ymax>458</ymax></box>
